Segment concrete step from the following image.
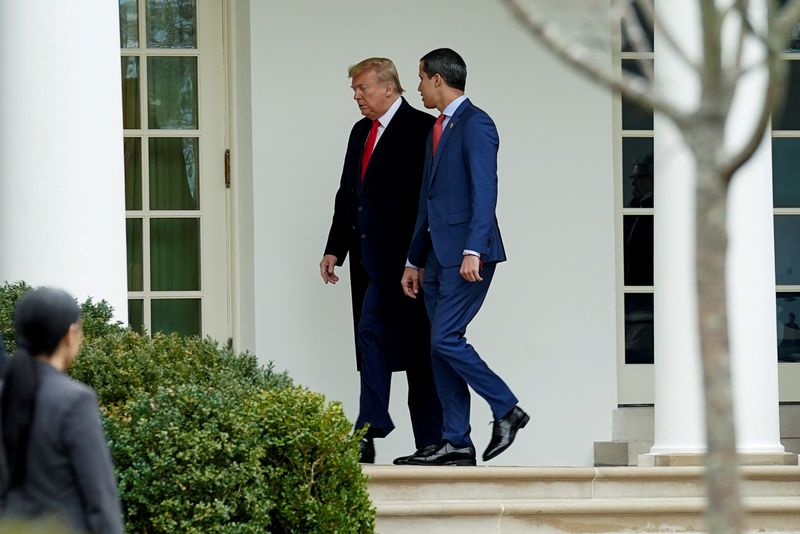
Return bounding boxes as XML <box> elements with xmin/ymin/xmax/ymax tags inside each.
<box><xmin>373</xmin><ymin>497</ymin><xmax>800</xmax><ymax>534</ymax></box>
<box><xmin>365</xmin><ymin>465</ymin><xmax>800</xmax><ymax>533</ymax></box>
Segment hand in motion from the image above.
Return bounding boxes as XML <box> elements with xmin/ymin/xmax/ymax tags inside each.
<box><xmin>320</xmin><ymin>255</ymin><xmax>339</xmax><ymax>284</ymax></box>
<box><xmin>460</xmin><ymin>255</ymin><xmax>483</xmax><ymax>282</ymax></box>
<box><xmin>401</xmin><ymin>267</ymin><xmax>423</xmax><ymax>298</ymax></box>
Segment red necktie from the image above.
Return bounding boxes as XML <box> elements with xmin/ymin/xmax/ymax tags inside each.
<box><xmin>361</xmin><ymin>120</ymin><xmax>380</xmax><ymax>182</ymax></box>
<box><xmin>432</xmin><ymin>114</ymin><xmax>446</xmax><ymax>155</ymax></box>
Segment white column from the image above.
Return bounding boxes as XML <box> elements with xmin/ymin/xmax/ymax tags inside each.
<box><xmin>648</xmin><ymin>0</ymin><xmax>706</xmax><ymax>457</ymax></box>
<box><xmin>647</xmin><ymin>0</ymin><xmax>784</xmax><ymax>460</ymax></box>
<box><xmin>0</xmin><ymin>1</ymin><xmax>128</xmax><ymax>321</ymax></box>
<box><xmin>725</xmin><ymin>0</ymin><xmax>784</xmax><ymax>454</ymax></box>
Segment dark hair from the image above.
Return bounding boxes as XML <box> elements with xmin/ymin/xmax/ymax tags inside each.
<box><xmin>1</xmin><ymin>288</ymin><xmax>80</xmax><ymax>485</ymax></box>
<box><xmin>420</xmin><ymin>48</ymin><xmax>467</xmax><ymax>91</ymax></box>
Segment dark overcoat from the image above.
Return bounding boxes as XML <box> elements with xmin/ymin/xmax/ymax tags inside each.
<box><xmin>325</xmin><ymin>98</ymin><xmax>434</xmax><ymax>371</ymax></box>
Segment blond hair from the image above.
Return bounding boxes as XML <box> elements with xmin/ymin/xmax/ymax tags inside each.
<box><xmin>348</xmin><ymin>57</ymin><xmax>405</xmax><ymax>94</ymax></box>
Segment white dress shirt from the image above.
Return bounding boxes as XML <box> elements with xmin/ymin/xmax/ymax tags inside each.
<box><xmin>372</xmin><ymin>96</ymin><xmax>403</xmax><ymax>146</ymax></box>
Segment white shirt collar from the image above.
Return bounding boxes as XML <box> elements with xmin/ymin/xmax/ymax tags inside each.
<box><xmin>377</xmin><ymin>96</ymin><xmax>403</xmax><ymax>128</ymax></box>
<box><xmin>442</xmin><ymin>94</ymin><xmax>467</xmax><ymax>118</ymax></box>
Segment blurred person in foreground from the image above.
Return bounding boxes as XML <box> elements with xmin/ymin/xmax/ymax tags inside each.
<box><xmin>0</xmin><ymin>287</ymin><xmax>123</xmax><ymax>533</ymax></box>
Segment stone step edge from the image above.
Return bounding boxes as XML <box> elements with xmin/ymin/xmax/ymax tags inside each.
<box><xmin>364</xmin><ymin>465</ymin><xmax>800</xmax><ymax>482</ymax></box>
<box><xmin>372</xmin><ymin>497</ymin><xmax>800</xmax><ymax>517</ymax></box>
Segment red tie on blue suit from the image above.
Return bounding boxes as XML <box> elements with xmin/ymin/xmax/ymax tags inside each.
<box><xmin>432</xmin><ymin>114</ymin><xmax>446</xmax><ymax>155</ymax></box>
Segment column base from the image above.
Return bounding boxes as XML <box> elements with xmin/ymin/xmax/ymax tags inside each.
<box><xmin>638</xmin><ymin>452</ymin><xmax>798</xmax><ymax>467</ymax></box>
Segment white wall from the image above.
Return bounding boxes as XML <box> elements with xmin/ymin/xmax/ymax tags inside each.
<box><xmin>248</xmin><ymin>0</ymin><xmax>618</xmax><ymax>465</ymax></box>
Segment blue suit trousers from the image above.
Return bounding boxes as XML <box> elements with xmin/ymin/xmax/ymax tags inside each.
<box><xmin>423</xmin><ymin>252</ymin><xmax>518</xmax><ymax>447</ymax></box>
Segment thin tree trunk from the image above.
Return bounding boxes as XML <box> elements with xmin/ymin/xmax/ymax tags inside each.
<box><xmin>693</xmin><ymin>148</ymin><xmax>744</xmax><ymax>534</ymax></box>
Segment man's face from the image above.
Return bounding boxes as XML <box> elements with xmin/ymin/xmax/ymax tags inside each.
<box><xmin>351</xmin><ymin>69</ymin><xmax>391</xmax><ymax>120</ymax></box>
<box><xmin>417</xmin><ymin>62</ymin><xmax>437</xmax><ymax>110</ymax></box>
<box><xmin>631</xmin><ymin>173</ymin><xmax>653</xmax><ymax>199</ymax></box>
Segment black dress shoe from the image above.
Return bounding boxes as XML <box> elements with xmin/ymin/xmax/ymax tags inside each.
<box><xmin>405</xmin><ymin>441</ymin><xmax>476</xmax><ymax>466</ymax></box>
<box><xmin>483</xmin><ymin>405</ymin><xmax>530</xmax><ymax>461</ymax></box>
<box><xmin>359</xmin><ymin>437</ymin><xmax>375</xmax><ymax>464</ymax></box>
<box><xmin>393</xmin><ymin>443</ymin><xmax>439</xmax><ymax>465</ymax></box>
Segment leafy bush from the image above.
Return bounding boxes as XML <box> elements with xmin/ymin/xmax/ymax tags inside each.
<box><xmin>0</xmin><ymin>282</ymin><xmax>375</xmax><ymax>533</ymax></box>
<box><xmin>0</xmin><ymin>281</ymin><xmax>30</xmax><ymax>352</ymax></box>
<box><xmin>0</xmin><ymin>281</ymin><xmax>124</xmax><ymax>353</ymax></box>
<box><xmin>69</xmin><ymin>331</ymin><xmax>293</xmax><ymax>408</ymax></box>
<box><xmin>107</xmin><ymin>385</ymin><xmax>373</xmax><ymax>533</ymax></box>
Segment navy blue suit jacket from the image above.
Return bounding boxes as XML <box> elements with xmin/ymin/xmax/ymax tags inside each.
<box><xmin>409</xmin><ymin>98</ymin><xmax>507</xmax><ymax>268</ymax></box>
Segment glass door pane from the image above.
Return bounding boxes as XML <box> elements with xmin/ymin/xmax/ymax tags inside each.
<box><xmin>120</xmin><ymin>0</ymin><xmax>228</xmax><ymax>340</ymax></box>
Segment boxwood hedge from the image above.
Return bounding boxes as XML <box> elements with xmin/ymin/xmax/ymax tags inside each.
<box><xmin>0</xmin><ymin>282</ymin><xmax>375</xmax><ymax>533</ymax></box>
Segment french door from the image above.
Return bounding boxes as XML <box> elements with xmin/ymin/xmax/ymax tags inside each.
<box><xmin>120</xmin><ymin>0</ymin><xmax>229</xmax><ymax>341</ymax></box>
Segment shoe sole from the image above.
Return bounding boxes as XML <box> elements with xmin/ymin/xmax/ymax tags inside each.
<box><xmin>404</xmin><ymin>458</ymin><xmax>477</xmax><ymax>466</ymax></box>
<box><xmin>483</xmin><ymin>413</ymin><xmax>530</xmax><ymax>462</ymax></box>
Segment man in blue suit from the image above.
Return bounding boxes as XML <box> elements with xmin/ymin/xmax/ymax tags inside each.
<box><xmin>400</xmin><ymin>48</ymin><xmax>529</xmax><ymax>466</ymax></box>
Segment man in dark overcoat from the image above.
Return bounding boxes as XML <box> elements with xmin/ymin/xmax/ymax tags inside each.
<box><xmin>321</xmin><ymin>57</ymin><xmax>442</xmax><ymax>463</ymax></box>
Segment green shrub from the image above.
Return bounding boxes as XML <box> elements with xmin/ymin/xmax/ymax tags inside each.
<box><xmin>0</xmin><ymin>282</ymin><xmax>374</xmax><ymax>533</ymax></box>
<box><xmin>0</xmin><ymin>281</ymin><xmax>30</xmax><ymax>352</ymax></box>
<box><xmin>69</xmin><ymin>331</ymin><xmax>293</xmax><ymax>408</ymax></box>
<box><xmin>0</xmin><ymin>281</ymin><xmax>124</xmax><ymax>353</ymax></box>
<box><xmin>107</xmin><ymin>385</ymin><xmax>373</xmax><ymax>533</ymax></box>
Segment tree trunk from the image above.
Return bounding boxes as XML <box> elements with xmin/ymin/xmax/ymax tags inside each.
<box><xmin>693</xmin><ymin>144</ymin><xmax>744</xmax><ymax>534</ymax></box>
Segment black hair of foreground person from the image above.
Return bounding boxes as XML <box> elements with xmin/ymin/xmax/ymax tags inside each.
<box><xmin>0</xmin><ymin>287</ymin><xmax>123</xmax><ymax>534</ymax></box>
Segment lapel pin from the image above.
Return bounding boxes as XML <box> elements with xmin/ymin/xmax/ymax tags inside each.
<box><xmin>449</xmin><ymin>123</ymin><xmax>455</xmax><ymax>129</ymax></box>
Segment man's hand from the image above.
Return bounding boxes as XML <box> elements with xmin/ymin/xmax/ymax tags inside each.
<box><xmin>460</xmin><ymin>254</ymin><xmax>483</xmax><ymax>282</ymax></box>
<box><xmin>401</xmin><ymin>267</ymin><xmax>421</xmax><ymax>298</ymax></box>
<box><xmin>320</xmin><ymin>254</ymin><xmax>339</xmax><ymax>284</ymax></box>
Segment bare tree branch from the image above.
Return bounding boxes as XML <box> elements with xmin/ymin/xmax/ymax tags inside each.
<box><xmin>732</xmin><ymin>0</ymin><xmax>750</xmax><ymax>73</ymax></box>
<box><xmin>621</xmin><ymin>0</ymin><xmax>654</xmax><ymax>80</ymax></box>
<box><xmin>719</xmin><ymin>35</ymin><xmax>786</xmax><ymax>180</ymax></box>
<box><xmin>500</xmin><ymin>0</ymin><xmax>689</xmax><ymax>124</ymax></box>
<box><xmin>774</xmin><ymin>0</ymin><xmax>800</xmax><ymax>40</ymax></box>
<box><xmin>634</xmin><ymin>0</ymin><xmax>700</xmax><ymax>70</ymax></box>
<box><xmin>699</xmin><ymin>1</ymin><xmax>725</xmax><ymax>89</ymax></box>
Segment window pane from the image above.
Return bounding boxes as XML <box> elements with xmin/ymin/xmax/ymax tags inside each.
<box><xmin>149</xmin><ymin>137</ymin><xmax>199</xmax><ymax>210</ymax></box>
<box><xmin>775</xmin><ymin>215</ymin><xmax>800</xmax><ymax>285</ymax></box>
<box><xmin>119</xmin><ymin>0</ymin><xmax>139</xmax><ymax>48</ymax></box>
<box><xmin>774</xmin><ymin>60</ymin><xmax>800</xmax><ymax>130</ymax></box>
<box><xmin>777</xmin><ymin>293</ymin><xmax>800</xmax><ymax>362</ymax></box>
<box><xmin>146</xmin><ymin>0</ymin><xmax>197</xmax><ymax>49</ymax></box>
<box><xmin>622</xmin><ymin>138</ymin><xmax>654</xmax><ymax>208</ymax></box>
<box><xmin>773</xmin><ymin>138</ymin><xmax>800</xmax><ymax>207</ymax></box>
<box><xmin>622</xmin><ymin>60</ymin><xmax>654</xmax><ymax>130</ymax></box>
<box><xmin>147</xmin><ymin>56</ymin><xmax>198</xmax><ymax>129</ymax></box>
<box><xmin>128</xmin><ymin>299</ymin><xmax>144</xmax><ymax>333</ymax></box>
<box><xmin>624</xmin><ymin>215</ymin><xmax>654</xmax><ymax>286</ymax></box>
<box><xmin>152</xmin><ymin>298</ymin><xmax>201</xmax><ymax>336</ymax></box>
<box><xmin>126</xmin><ymin>218</ymin><xmax>143</xmax><ymax>291</ymax></box>
<box><xmin>150</xmin><ymin>218</ymin><xmax>200</xmax><ymax>290</ymax></box>
<box><xmin>621</xmin><ymin>3</ymin><xmax>653</xmax><ymax>53</ymax></box>
<box><xmin>124</xmin><ymin>138</ymin><xmax>142</xmax><ymax>210</ymax></box>
<box><xmin>121</xmin><ymin>56</ymin><xmax>140</xmax><ymax>129</ymax></box>
<box><xmin>625</xmin><ymin>293</ymin><xmax>654</xmax><ymax>364</ymax></box>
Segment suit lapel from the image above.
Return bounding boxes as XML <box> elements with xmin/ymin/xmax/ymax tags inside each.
<box><xmin>361</xmin><ymin>98</ymin><xmax>407</xmax><ymax>193</ymax></box>
<box><xmin>430</xmin><ymin>98</ymin><xmax>470</xmax><ymax>183</ymax></box>
<box><xmin>353</xmin><ymin>118</ymin><xmax>371</xmax><ymax>194</ymax></box>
